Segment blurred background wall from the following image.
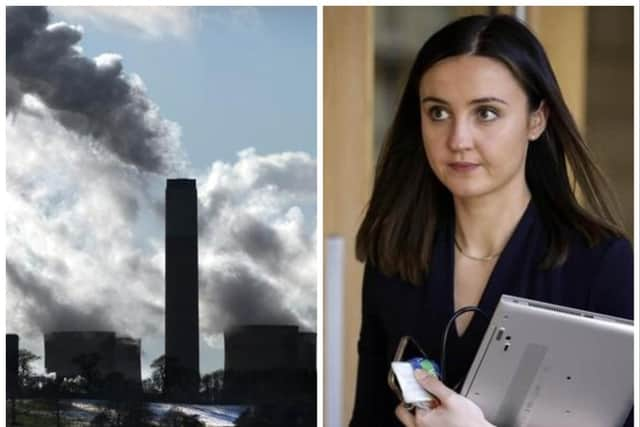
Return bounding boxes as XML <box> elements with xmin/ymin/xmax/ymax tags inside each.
<box><xmin>324</xmin><ymin>6</ymin><xmax>634</xmax><ymax>426</ymax></box>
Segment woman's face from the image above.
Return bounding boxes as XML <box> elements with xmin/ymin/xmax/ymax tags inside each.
<box><xmin>419</xmin><ymin>55</ymin><xmax>546</xmax><ymax>201</ymax></box>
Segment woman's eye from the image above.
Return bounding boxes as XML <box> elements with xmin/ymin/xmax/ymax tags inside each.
<box><xmin>477</xmin><ymin>107</ymin><xmax>498</xmax><ymax>121</ymax></box>
<box><xmin>429</xmin><ymin>107</ymin><xmax>450</xmax><ymax>121</ymax></box>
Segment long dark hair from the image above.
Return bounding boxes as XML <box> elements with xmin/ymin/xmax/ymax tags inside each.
<box><xmin>356</xmin><ymin>14</ymin><xmax>625</xmax><ymax>285</ymax></box>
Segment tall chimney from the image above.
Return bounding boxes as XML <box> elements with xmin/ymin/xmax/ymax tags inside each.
<box><xmin>165</xmin><ymin>179</ymin><xmax>199</xmax><ymax>399</ymax></box>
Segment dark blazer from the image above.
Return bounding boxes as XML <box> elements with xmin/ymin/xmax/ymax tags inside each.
<box><xmin>350</xmin><ymin>202</ymin><xmax>633</xmax><ymax>427</ymax></box>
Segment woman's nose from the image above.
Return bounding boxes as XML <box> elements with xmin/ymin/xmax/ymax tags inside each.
<box><xmin>447</xmin><ymin>118</ymin><xmax>474</xmax><ymax>151</ymax></box>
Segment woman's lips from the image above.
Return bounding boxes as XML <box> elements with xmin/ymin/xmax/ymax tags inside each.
<box><xmin>448</xmin><ymin>162</ymin><xmax>480</xmax><ymax>172</ymax></box>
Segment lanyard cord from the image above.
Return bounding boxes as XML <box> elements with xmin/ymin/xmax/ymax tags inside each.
<box><xmin>441</xmin><ymin>306</ymin><xmax>490</xmax><ymax>390</ymax></box>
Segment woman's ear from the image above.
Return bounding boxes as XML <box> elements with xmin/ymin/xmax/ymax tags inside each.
<box><xmin>528</xmin><ymin>101</ymin><xmax>549</xmax><ymax>141</ymax></box>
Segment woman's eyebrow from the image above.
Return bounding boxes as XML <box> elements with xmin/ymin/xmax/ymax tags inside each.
<box><xmin>420</xmin><ymin>96</ymin><xmax>509</xmax><ymax>105</ymax></box>
<box><xmin>469</xmin><ymin>96</ymin><xmax>508</xmax><ymax>105</ymax></box>
<box><xmin>421</xmin><ymin>96</ymin><xmax>448</xmax><ymax>105</ymax></box>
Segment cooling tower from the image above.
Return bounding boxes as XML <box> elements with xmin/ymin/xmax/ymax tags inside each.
<box><xmin>44</xmin><ymin>331</ymin><xmax>116</xmax><ymax>378</ymax></box>
<box><xmin>222</xmin><ymin>325</ymin><xmax>316</xmax><ymax>403</ymax></box>
<box><xmin>224</xmin><ymin>325</ymin><xmax>298</xmax><ymax>372</ymax></box>
<box><xmin>43</xmin><ymin>331</ymin><xmax>141</xmax><ymax>394</ymax></box>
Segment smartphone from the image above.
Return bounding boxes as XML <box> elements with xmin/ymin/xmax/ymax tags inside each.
<box><xmin>387</xmin><ymin>336</ymin><xmax>441</xmax><ymax>410</ymax></box>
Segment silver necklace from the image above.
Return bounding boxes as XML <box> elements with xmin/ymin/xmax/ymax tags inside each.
<box><xmin>454</xmin><ymin>238</ymin><xmax>501</xmax><ymax>262</ymax></box>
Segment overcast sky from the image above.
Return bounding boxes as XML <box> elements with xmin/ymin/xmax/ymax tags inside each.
<box><xmin>6</xmin><ymin>6</ymin><xmax>317</xmax><ymax>379</ymax></box>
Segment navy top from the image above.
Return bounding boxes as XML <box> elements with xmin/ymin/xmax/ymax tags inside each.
<box><xmin>350</xmin><ymin>202</ymin><xmax>633</xmax><ymax>427</ymax></box>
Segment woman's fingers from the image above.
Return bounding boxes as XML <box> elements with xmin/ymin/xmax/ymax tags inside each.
<box><xmin>415</xmin><ymin>369</ymin><xmax>454</xmax><ymax>404</ymax></box>
<box><xmin>395</xmin><ymin>404</ymin><xmax>417</xmax><ymax>427</ymax></box>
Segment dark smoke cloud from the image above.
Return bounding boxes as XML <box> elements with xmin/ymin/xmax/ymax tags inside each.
<box><xmin>200</xmin><ymin>266</ymin><xmax>299</xmax><ymax>333</ymax></box>
<box><xmin>6</xmin><ymin>6</ymin><xmax>49</xmax><ymax>62</ymax></box>
<box><xmin>231</xmin><ymin>214</ymin><xmax>285</xmax><ymax>274</ymax></box>
<box><xmin>6</xmin><ymin>6</ymin><xmax>182</xmax><ymax>174</ymax></box>
<box><xmin>7</xmin><ymin>258</ymin><xmax>114</xmax><ymax>334</ymax></box>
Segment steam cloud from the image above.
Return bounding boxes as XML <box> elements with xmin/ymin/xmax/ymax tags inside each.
<box><xmin>197</xmin><ymin>149</ymin><xmax>317</xmax><ymax>336</ymax></box>
<box><xmin>6</xmin><ymin>259</ymin><xmax>114</xmax><ymax>334</ymax></box>
<box><xmin>7</xmin><ymin>6</ymin><xmax>183</xmax><ymax>174</ymax></box>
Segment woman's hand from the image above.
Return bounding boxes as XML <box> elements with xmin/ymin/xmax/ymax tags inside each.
<box><xmin>395</xmin><ymin>370</ymin><xmax>495</xmax><ymax>427</ymax></box>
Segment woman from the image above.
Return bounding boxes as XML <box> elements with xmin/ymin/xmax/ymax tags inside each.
<box><xmin>350</xmin><ymin>14</ymin><xmax>633</xmax><ymax>427</ymax></box>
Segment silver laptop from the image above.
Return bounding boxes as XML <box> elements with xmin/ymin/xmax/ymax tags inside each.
<box><xmin>461</xmin><ymin>295</ymin><xmax>633</xmax><ymax>427</ymax></box>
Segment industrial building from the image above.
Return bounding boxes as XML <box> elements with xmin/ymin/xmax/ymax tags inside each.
<box><xmin>222</xmin><ymin>325</ymin><xmax>316</xmax><ymax>403</ymax></box>
<box><xmin>165</xmin><ymin>178</ymin><xmax>200</xmax><ymax>399</ymax></box>
<box><xmin>44</xmin><ymin>331</ymin><xmax>141</xmax><ymax>384</ymax></box>
<box><xmin>7</xmin><ymin>334</ymin><xmax>19</xmax><ymax>397</ymax></box>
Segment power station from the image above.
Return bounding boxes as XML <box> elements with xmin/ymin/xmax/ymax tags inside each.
<box><xmin>10</xmin><ymin>177</ymin><xmax>316</xmax><ymax>412</ymax></box>
<box><xmin>165</xmin><ymin>178</ymin><xmax>200</xmax><ymax>399</ymax></box>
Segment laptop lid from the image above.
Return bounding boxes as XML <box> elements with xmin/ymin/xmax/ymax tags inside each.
<box><xmin>461</xmin><ymin>295</ymin><xmax>633</xmax><ymax>427</ymax></box>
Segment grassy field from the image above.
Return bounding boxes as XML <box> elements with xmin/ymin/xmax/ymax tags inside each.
<box><xmin>6</xmin><ymin>399</ymin><xmax>78</xmax><ymax>426</ymax></box>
